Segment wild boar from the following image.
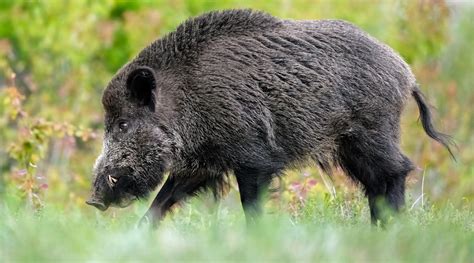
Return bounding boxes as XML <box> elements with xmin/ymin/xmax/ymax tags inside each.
<box><xmin>86</xmin><ymin>9</ymin><xmax>452</xmax><ymax>225</ymax></box>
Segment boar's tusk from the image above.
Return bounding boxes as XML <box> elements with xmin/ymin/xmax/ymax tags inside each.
<box><xmin>108</xmin><ymin>175</ymin><xmax>117</xmax><ymax>185</ymax></box>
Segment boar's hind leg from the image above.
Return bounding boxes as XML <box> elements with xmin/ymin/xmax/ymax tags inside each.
<box><xmin>337</xmin><ymin>130</ymin><xmax>414</xmax><ymax>225</ymax></box>
<box><xmin>235</xmin><ymin>165</ymin><xmax>280</xmax><ymax>223</ymax></box>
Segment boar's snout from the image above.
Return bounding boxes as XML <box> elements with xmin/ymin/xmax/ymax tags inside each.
<box><xmin>86</xmin><ymin>196</ymin><xmax>109</xmax><ymax>211</ymax></box>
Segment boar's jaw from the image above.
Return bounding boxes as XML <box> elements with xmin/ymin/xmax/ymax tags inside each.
<box><xmin>114</xmin><ymin>194</ymin><xmax>138</xmax><ymax>208</ymax></box>
<box><xmin>86</xmin><ymin>199</ymin><xmax>108</xmax><ymax>211</ymax></box>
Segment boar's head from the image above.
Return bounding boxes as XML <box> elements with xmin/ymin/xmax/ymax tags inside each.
<box><xmin>86</xmin><ymin>66</ymin><xmax>174</xmax><ymax>211</ymax></box>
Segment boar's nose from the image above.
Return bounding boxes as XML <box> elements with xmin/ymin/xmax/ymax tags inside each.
<box><xmin>86</xmin><ymin>199</ymin><xmax>108</xmax><ymax>211</ymax></box>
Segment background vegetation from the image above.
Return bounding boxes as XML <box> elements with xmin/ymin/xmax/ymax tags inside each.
<box><xmin>0</xmin><ymin>0</ymin><xmax>472</xmax><ymax>262</ymax></box>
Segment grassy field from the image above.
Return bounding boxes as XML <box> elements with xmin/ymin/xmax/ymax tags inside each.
<box><xmin>1</xmin><ymin>193</ymin><xmax>473</xmax><ymax>262</ymax></box>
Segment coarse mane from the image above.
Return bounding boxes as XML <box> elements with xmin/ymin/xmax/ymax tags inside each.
<box><xmin>134</xmin><ymin>9</ymin><xmax>281</xmax><ymax>67</ymax></box>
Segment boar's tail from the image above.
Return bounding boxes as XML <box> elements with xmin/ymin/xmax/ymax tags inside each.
<box><xmin>412</xmin><ymin>85</ymin><xmax>455</xmax><ymax>159</ymax></box>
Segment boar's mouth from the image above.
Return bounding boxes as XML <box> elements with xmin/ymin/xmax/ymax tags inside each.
<box><xmin>113</xmin><ymin>195</ymin><xmax>137</xmax><ymax>208</ymax></box>
<box><xmin>86</xmin><ymin>196</ymin><xmax>136</xmax><ymax>211</ymax></box>
<box><xmin>86</xmin><ymin>196</ymin><xmax>137</xmax><ymax>211</ymax></box>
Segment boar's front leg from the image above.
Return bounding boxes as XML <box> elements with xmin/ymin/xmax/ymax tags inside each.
<box><xmin>140</xmin><ymin>174</ymin><xmax>209</xmax><ymax>226</ymax></box>
<box><xmin>234</xmin><ymin>165</ymin><xmax>277</xmax><ymax>224</ymax></box>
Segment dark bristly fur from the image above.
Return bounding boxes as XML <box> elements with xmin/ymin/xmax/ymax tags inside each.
<box><xmin>86</xmin><ymin>9</ymin><xmax>453</xmax><ymax>225</ymax></box>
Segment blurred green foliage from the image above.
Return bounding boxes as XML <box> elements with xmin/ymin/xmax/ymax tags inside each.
<box><xmin>0</xmin><ymin>0</ymin><xmax>472</xmax><ymax>218</ymax></box>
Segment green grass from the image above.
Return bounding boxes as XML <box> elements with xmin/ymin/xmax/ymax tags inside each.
<box><xmin>1</xmin><ymin>194</ymin><xmax>472</xmax><ymax>262</ymax></box>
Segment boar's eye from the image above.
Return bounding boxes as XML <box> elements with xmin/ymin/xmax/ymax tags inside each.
<box><xmin>118</xmin><ymin>121</ymin><xmax>128</xmax><ymax>133</ymax></box>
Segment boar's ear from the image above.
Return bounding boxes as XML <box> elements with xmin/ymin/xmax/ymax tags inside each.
<box><xmin>126</xmin><ymin>66</ymin><xmax>156</xmax><ymax>112</ymax></box>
